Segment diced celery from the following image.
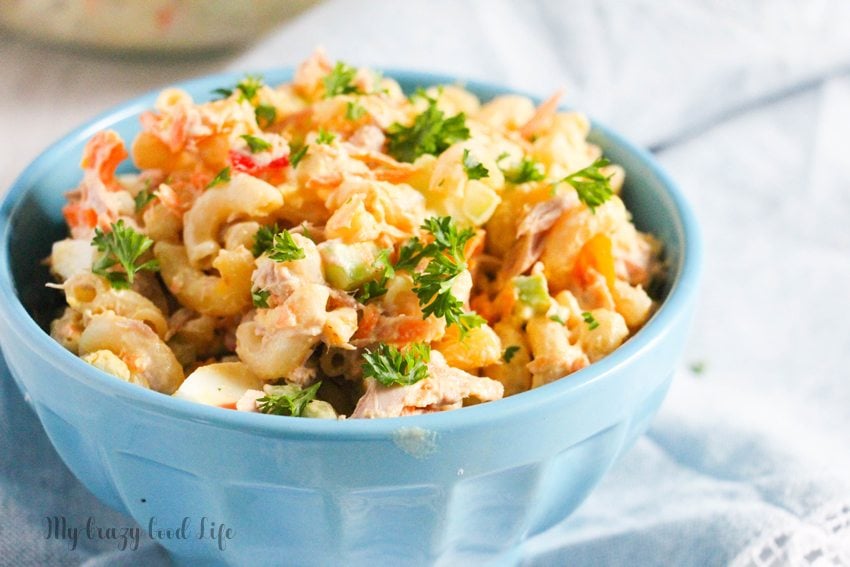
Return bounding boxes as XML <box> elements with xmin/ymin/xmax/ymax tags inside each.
<box><xmin>513</xmin><ymin>274</ymin><xmax>551</xmax><ymax>315</ymax></box>
<box><xmin>462</xmin><ymin>180</ymin><xmax>501</xmax><ymax>226</ymax></box>
<box><xmin>263</xmin><ymin>384</ymin><xmax>301</xmax><ymax>398</ymax></box>
<box><xmin>319</xmin><ymin>241</ymin><xmax>381</xmax><ymax>291</ymax></box>
<box><xmin>303</xmin><ymin>400</ymin><xmax>338</xmax><ymax>419</ymax></box>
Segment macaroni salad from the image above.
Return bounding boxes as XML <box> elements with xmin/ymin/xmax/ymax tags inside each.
<box><xmin>47</xmin><ymin>50</ymin><xmax>664</xmax><ymax>419</ymax></box>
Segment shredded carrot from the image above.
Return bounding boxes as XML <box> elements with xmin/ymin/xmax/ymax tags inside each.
<box><xmin>573</xmin><ymin>233</ymin><xmax>616</xmax><ymax>290</ymax></box>
<box><xmin>392</xmin><ymin>317</ymin><xmax>433</xmax><ymax>344</ymax></box>
<box><xmin>353</xmin><ymin>304</ymin><xmax>381</xmax><ymax>340</ymax></box>
<box><xmin>80</xmin><ymin>130</ymin><xmax>127</xmax><ymax>187</ymax></box>
<box><xmin>373</xmin><ymin>168</ymin><xmax>415</xmax><ymax>183</ymax></box>
<box><xmin>470</xmin><ymin>293</ymin><xmax>501</xmax><ymax>325</ymax></box>
<box><xmin>62</xmin><ymin>204</ymin><xmax>98</xmax><ymax>230</ymax></box>
<box><xmin>464</xmin><ymin>229</ymin><xmax>486</xmax><ymax>261</ymax></box>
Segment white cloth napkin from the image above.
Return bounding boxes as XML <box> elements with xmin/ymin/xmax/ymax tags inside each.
<box><xmin>1</xmin><ymin>1</ymin><xmax>849</xmax><ymax>565</ymax></box>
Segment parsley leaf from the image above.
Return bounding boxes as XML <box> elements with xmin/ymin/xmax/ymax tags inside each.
<box><xmin>362</xmin><ymin>343</ymin><xmax>431</xmax><ymax>387</ymax></box>
<box><xmin>316</xmin><ymin>129</ymin><xmax>336</xmax><ymax>145</ymax></box>
<box><xmin>395</xmin><ymin>217</ymin><xmax>473</xmax><ymax>273</ymax></box>
<box><xmin>256</xmin><ymin>382</ymin><xmax>322</xmax><ymax>417</ymax></box>
<box><xmin>299</xmin><ymin>222</ymin><xmax>315</xmax><ymax>242</ymax></box>
<box><xmin>560</xmin><ymin>158</ymin><xmax>613</xmax><ymax>213</ymax></box>
<box><xmin>394</xmin><ymin>236</ymin><xmax>426</xmax><ymax>272</ymax></box>
<box><xmin>422</xmin><ymin>216</ymin><xmax>476</xmax><ymax>260</ymax></box>
<box><xmin>134</xmin><ymin>189</ymin><xmax>155</xmax><ymax>212</ymax></box>
<box><xmin>255</xmin><ymin>104</ymin><xmax>277</xmax><ymax>128</ymax></box>
<box><xmin>386</xmin><ymin>96</ymin><xmax>470</xmax><ymax>162</ymax></box>
<box><xmin>549</xmin><ymin>314</ymin><xmax>566</xmax><ymax>324</ymax></box>
<box><xmin>503</xmin><ymin>345</ymin><xmax>520</xmax><ymax>363</ymax></box>
<box><xmin>211</xmin><ymin>75</ymin><xmax>264</xmax><ymax>102</ymax></box>
<box><xmin>323</xmin><ymin>61</ymin><xmax>361</xmax><ymax>98</ymax></box>
<box><xmin>252</xmin><ymin>288</ymin><xmax>270</xmax><ymax>308</ymax></box>
<box><xmin>241</xmin><ymin>134</ymin><xmax>272</xmax><ymax>154</ymax></box>
<box><xmin>403</xmin><ymin>217</ymin><xmax>483</xmax><ymax>334</ymax></box>
<box><xmin>206</xmin><ymin>166</ymin><xmax>231</xmax><ymax>189</ymax></box>
<box><xmin>356</xmin><ymin>249</ymin><xmax>395</xmax><ymax>303</ymax></box>
<box><xmin>211</xmin><ymin>87</ymin><xmax>233</xmax><ymax>100</ymax></box>
<box><xmin>236</xmin><ymin>75</ymin><xmax>263</xmax><ymax>102</ymax></box>
<box><xmin>462</xmin><ymin>149</ymin><xmax>489</xmax><ymax>180</ymax></box>
<box><xmin>503</xmin><ymin>157</ymin><xmax>545</xmax><ymax>184</ymax></box>
<box><xmin>346</xmin><ymin>100</ymin><xmax>366</xmax><ymax>121</ymax></box>
<box><xmin>268</xmin><ymin>229</ymin><xmax>306</xmax><ymax>263</ymax></box>
<box><xmin>582</xmin><ymin>311</ymin><xmax>600</xmax><ymax>330</ymax></box>
<box><xmin>252</xmin><ymin>223</ymin><xmax>280</xmax><ymax>257</ymax></box>
<box><xmin>91</xmin><ymin>220</ymin><xmax>159</xmax><ymax>289</ymax></box>
<box><xmin>289</xmin><ymin>144</ymin><xmax>308</xmax><ymax>168</ymax></box>
<box><xmin>413</xmin><ymin>270</ymin><xmax>478</xmax><ymax>330</ymax></box>
<box><xmin>458</xmin><ymin>312</ymin><xmax>487</xmax><ymax>331</ymax></box>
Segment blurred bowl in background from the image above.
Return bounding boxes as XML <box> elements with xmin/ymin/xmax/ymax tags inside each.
<box><xmin>0</xmin><ymin>0</ymin><xmax>321</xmax><ymax>55</ymax></box>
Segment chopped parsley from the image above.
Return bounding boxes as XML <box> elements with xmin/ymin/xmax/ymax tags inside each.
<box><xmin>582</xmin><ymin>311</ymin><xmax>600</xmax><ymax>330</ymax></box>
<box><xmin>407</xmin><ymin>86</ymin><xmax>431</xmax><ymax>102</ymax></box>
<box><xmin>323</xmin><ymin>61</ymin><xmax>361</xmax><ymax>97</ymax></box>
<box><xmin>559</xmin><ymin>158</ymin><xmax>613</xmax><ymax>213</ymax></box>
<box><xmin>356</xmin><ymin>249</ymin><xmax>394</xmax><ymax>303</ymax></box>
<box><xmin>252</xmin><ymin>223</ymin><xmax>280</xmax><ymax>257</ymax></box>
<box><xmin>316</xmin><ymin>129</ymin><xmax>336</xmax><ymax>145</ymax></box>
<box><xmin>299</xmin><ymin>222</ymin><xmax>315</xmax><ymax>242</ymax></box>
<box><xmin>394</xmin><ymin>236</ymin><xmax>425</xmax><ymax>272</ymax></box>
<box><xmin>236</xmin><ymin>75</ymin><xmax>263</xmax><ymax>102</ymax></box>
<box><xmin>133</xmin><ymin>189</ymin><xmax>155</xmax><ymax>212</ymax></box>
<box><xmin>362</xmin><ymin>343</ymin><xmax>431</xmax><ymax>387</ymax></box>
<box><xmin>396</xmin><ymin>216</ymin><xmax>484</xmax><ymax>334</ymax></box>
<box><xmin>206</xmin><ymin>166</ymin><xmax>231</xmax><ymax>189</ymax></box>
<box><xmin>549</xmin><ymin>314</ymin><xmax>566</xmax><ymax>325</ymax></box>
<box><xmin>396</xmin><ymin>216</ymin><xmax>474</xmax><ymax>271</ymax></box>
<box><xmin>212</xmin><ymin>76</ymin><xmax>276</xmax><ymax>129</ymax></box>
<box><xmin>345</xmin><ymin>100</ymin><xmax>366</xmax><ymax>121</ymax></box>
<box><xmin>462</xmin><ymin>149</ymin><xmax>489</xmax><ymax>180</ymax></box>
<box><xmin>241</xmin><ymin>134</ymin><xmax>272</xmax><ymax>154</ymax></box>
<box><xmin>211</xmin><ymin>75</ymin><xmax>264</xmax><ymax>103</ymax></box>
<box><xmin>503</xmin><ymin>345</ymin><xmax>520</xmax><ymax>363</ymax></box>
<box><xmin>211</xmin><ymin>87</ymin><xmax>233</xmax><ymax>100</ymax></box>
<box><xmin>386</xmin><ymin>96</ymin><xmax>470</xmax><ymax>162</ymax></box>
<box><xmin>256</xmin><ymin>382</ymin><xmax>322</xmax><ymax>417</ymax></box>
<box><xmin>91</xmin><ymin>220</ymin><xmax>159</xmax><ymax>289</ymax></box>
<box><xmin>503</xmin><ymin>157</ymin><xmax>545</xmax><ymax>184</ymax></box>
<box><xmin>268</xmin><ymin>229</ymin><xmax>306</xmax><ymax>263</ymax></box>
<box><xmin>255</xmin><ymin>104</ymin><xmax>277</xmax><ymax>128</ymax></box>
<box><xmin>252</xmin><ymin>288</ymin><xmax>270</xmax><ymax>308</ymax></box>
<box><xmin>289</xmin><ymin>144</ymin><xmax>308</xmax><ymax>168</ymax></box>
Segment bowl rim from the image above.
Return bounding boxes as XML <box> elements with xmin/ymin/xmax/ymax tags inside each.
<box><xmin>0</xmin><ymin>68</ymin><xmax>702</xmax><ymax>439</ymax></box>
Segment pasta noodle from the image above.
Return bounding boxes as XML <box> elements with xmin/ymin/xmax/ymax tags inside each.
<box><xmin>78</xmin><ymin>312</ymin><xmax>184</xmax><ymax>394</ymax></box>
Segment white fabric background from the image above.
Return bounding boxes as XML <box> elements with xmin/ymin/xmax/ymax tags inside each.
<box><xmin>1</xmin><ymin>1</ymin><xmax>848</xmax><ymax>565</ymax></box>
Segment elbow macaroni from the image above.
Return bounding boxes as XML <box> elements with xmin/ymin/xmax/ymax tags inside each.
<box><xmin>78</xmin><ymin>312</ymin><xmax>184</xmax><ymax>394</ymax></box>
<box><xmin>183</xmin><ymin>174</ymin><xmax>283</xmax><ymax>269</ymax></box>
<box><xmin>156</xmin><ymin>242</ymin><xmax>254</xmax><ymax>317</ymax></box>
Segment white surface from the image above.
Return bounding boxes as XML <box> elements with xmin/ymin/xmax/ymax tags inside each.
<box><xmin>1</xmin><ymin>1</ymin><xmax>849</xmax><ymax>565</ymax></box>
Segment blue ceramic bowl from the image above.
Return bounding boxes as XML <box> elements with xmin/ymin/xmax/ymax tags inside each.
<box><xmin>0</xmin><ymin>70</ymin><xmax>701</xmax><ymax>566</ymax></box>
